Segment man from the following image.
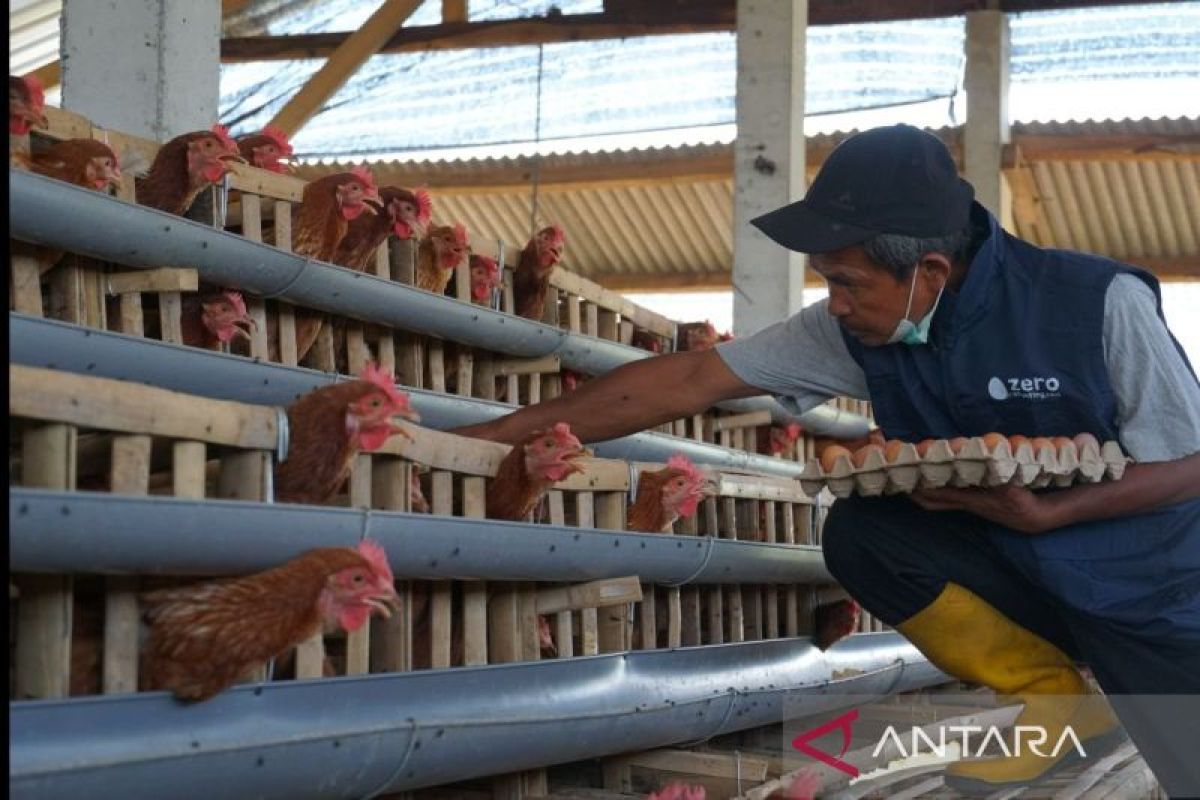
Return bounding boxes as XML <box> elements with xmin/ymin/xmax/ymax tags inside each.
<box><xmin>455</xmin><ymin>124</ymin><xmax>1200</xmax><ymax>795</ymax></box>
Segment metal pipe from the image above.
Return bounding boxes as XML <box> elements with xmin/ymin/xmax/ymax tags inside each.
<box><xmin>10</xmin><ymin>314</ymin><xmax>825</xmax><ymax>479</ymax></box>
<box><xmin>9</xmin><ymin>488</ymin><xmax>832</xmax><ymax>584</ymax></box>
<box><xmin>11</xmin><ymin>636</ymin><xmax>946</xmax><ymax>799</ymax></box>
<box><xmin>8</xmin><ymin>170</ymin><xmax>870</xmax><ymax>438</ymax></box>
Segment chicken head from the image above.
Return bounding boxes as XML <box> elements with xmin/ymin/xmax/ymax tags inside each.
<box><xmin>387</xmin><ymin>187</ymin><xmax>432</xmax><ymax>240</ymax></box>
<box><xmin>238</xmin><ymin>124</ymin><xmax>293</xmax><ymax>173</ymax></box>
<box><xmin>9</xmin><ymin>74</ymin><xmax>47</xmax><ymax>135</ymax></box>
<box><xmin>336</xmin><ymin>166</ymin><xmax>383</xmax><ymax>221</ymax></box>
<box><xmin>319</xmin><ymin>539</ymin><xmax>400</xmax><ymax>632</ymax></box>
<box><xmin>429</xmin><ymin>223</ymin><xmax>471</xmax><ymax>271</ymax></box>
<box><xmin>660</xmin><ymin>455</ymin><xmax>712</xmax><ymax>519</ymax></box>
<box><xmin>534</xmin><ymin>224</ymin><xmax>565</xmax><ymax>269</ymax></box>
<box><xmin>346</xmin><ymin>362</ymin><xmax>420</xmax><ymax>451</ymax></box>
<box><xmin>201</xmin><ymin>291</ymin><xmax>256</xmax><ymax>344</ymax></box>
<box><xmin>522</xmin><ymin>422</ymin><xmax>586</xmax><ymax>483</ymax></box>
<box><xmin>186</xmin><ymin>124</ymin><xmax>244</xmax><ymax>186</ymax></box>
<box><xmin>469</xmin><ymin>254</ymin><xmax>501</xmax><ymax>303</ymax></box>
<box><xmin>769</xmin><ymin>422</ymin><xmax>803</xmax><ymax>455</ymax></box>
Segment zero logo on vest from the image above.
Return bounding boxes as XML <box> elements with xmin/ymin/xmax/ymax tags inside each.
<box><xmin>988</xmin><ymin>375</ymin><xmax>1062</xmax><ymax>401</ymax></box>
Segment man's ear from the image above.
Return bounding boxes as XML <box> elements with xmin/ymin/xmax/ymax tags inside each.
<box><xmin>918</xmin><ymin>252</ymin><xmax>953</xmax><ymax>286</ymax></box>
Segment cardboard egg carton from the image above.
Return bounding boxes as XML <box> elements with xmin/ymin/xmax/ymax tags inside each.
<box><xmin>800</xmin><ymin>437</ymin><xmax>1128</xmax><ymax>499</ymax></box>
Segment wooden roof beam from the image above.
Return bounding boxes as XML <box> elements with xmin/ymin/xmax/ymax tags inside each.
<box><xmin>268</xmin><ymin>0</ymin><xmax>423</xmax><ymax>137</ymax></box>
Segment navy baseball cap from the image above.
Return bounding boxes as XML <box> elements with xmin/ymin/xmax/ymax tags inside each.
<box><xmin>750</xmin><ymin>124</ymin><xmax>975</xmax><ymax>254</ymax></box>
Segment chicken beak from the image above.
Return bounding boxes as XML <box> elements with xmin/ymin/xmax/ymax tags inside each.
<box><xmin>367</xmin><ymin>589</ymin><xmax>400</xmax><ymax>618</ymax></box>
<box><xmin>231</xmin><ymin>315</ymin><xmax>257</xmax><ymax>341</ymax></box>
<box><xmin>34</xmin><ymin>109</ymin><xmax>49</xmax><ymax>130</ymax></box>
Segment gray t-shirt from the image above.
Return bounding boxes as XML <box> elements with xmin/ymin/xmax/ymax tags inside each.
<box><xmin>716</xmin><ymin>275</ymin><xmax>1200</xmax><ymax>463</ymax></box>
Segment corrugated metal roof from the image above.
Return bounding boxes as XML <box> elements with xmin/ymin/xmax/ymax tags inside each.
<box><xmin>296</xmin><ymin>118</ymin><xmax>1200</xmax><ymax>287</ymax></box>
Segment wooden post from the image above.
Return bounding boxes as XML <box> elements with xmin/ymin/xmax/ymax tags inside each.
<box><xmin>575</xmin><ymin>492</ymin><xmax>599</xmax><ymax>655</ymax></box>
<box><xmin>461</xmin><ymin>476</ymin><xmax>488</xmax><ymax>666</ymax></box>
<box><xmin>547</xmin><ymin>491</ymin><xmax>572</xmax><ymax>658</ymax></box>
<box><xmin>11</xmin><ymin>251</ymin><xmax>44</xmax><ymax>316</ymax></box>
<box><xmin>373</xmin><ymin>244</ymin><xmax>397</xmax><ymax>374</ymax></box>
<box><xmin>274</xmin><ymin>200</ymin><xmax>299</xmax><ymax>366</ymax></box>
<box><xmin>15</xmin><ymin>423</ymin><xmax>77</xmax><ymax>699</ymax></box>
<box><xmin>427</xmin><ymin>341</ymin><xmax>447</xmax><ymax>393</ymax></box>
<box><xmin>429</xmin><ymin>471</ymin><xmax>454</xmax><ymax>667</ymax></box>
<box><xmin>764</xmin><ymin>500</ymin><xmax>780</xmax><ymax>639</ymax></box>
<box><xmin>595</xmin><ymin>493</ymin><xmax>630</xmax><ymax>653</ymax></box>
<box><xmin>240</xmin><ymin>193</ymin><xmax>271</xmax><ymax>359</ymax></box>
<box><xmin>342</xmin><ymin>454</ymin><xmax>374</xmax><ymax>675</ymax></box>
<box><xmin>677</xmin><ymin>513</ymin><xmax>699</xmax><ymax>647</ymax></box>
<box><xmin>722</xmin><ymin>498</ymin><xmax>745</xmax><ymax>643</ymax></box>
<box><xmin>370</xmin><ymin>457</ymin><xmax>413</xmax><ymax>673</ymax></box>
<box><xmin>703</xmin><ymin>497</ymin><xmax>723</xmax><ymax>644</ymax></box>
<box><xmin>104</xmin><ymin>434</ymin><xmax>151</xmax><ymax>694</ymax></box>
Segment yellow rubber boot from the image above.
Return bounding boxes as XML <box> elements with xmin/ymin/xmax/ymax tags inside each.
<box><xmin>897</xmin><ymin>582</ymin><xmax>1124</xmax><ymax>794</ymax></box>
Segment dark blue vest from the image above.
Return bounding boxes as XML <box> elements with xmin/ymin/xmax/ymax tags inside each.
<box><xmin>842</xmin><ymin>204</ymin><xmax>1200</xmax><ymax>637</ymax></box>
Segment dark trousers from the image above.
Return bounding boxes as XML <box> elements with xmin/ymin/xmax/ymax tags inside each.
<box><xmin>821</xmin><ymin>495</ymin><xmax>1200</xmax><ymax>797</ymax></box>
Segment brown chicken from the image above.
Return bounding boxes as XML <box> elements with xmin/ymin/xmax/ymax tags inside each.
<box><xmin>415</xmin><ymin>223</ymin><xmax>470</xmax><ymax>295</ymax></box>
<box><xmin>287</xmin><ymin>167</ymin><xmax>383</xmax><ymax>362</ymax></box>
<box><xmin>485</xmin><ymin>422</ymin><xmax>586</xmax><ymax>521</ymax></box>
<box><xmin>677</xmin><ymin>320</ymin><xmax>720</xmax><ymax>352</ymax></box>
<box><xmin>18</xmin><ymin>139</ymin><xmax>123</xmax><ymax>271</ymax></box>
<box><xmin>236</xmin><ymin>124</ymin><xmax>293</xmax><ymax>173</ymax></box>
<box><xmin>513</xmin><ymin>224</ymin><xmax>565</xmax><ymax>320</ymax></box>
<box><xmin>277</xmin><ymin>362</ymin><xmax>419</xmax><ymax>505</ymax></box>
<box><xmin>627</xmin><ymin>455</ymin><xmax>711</xmax><ymax>533</ymax></box>
<box><xmin>9</xmin><ymin>74</ymin><xmax>47</xmax><ymax>142</ymax></box>
<box><xmin>180</xmin><ymin>290</ymin><xmax>257</xmax><ymax>351</ymax></box>
<box><xmin>332</xmin><ymin>186</ymin><xmax>431</xmax><ymax>273</ymax></box>
<box><xmin>469</xmin><ymin>254</ymin><xmax>501</xmax><ymax>306</ymax></box>
<box><xmin>758</xmin><ymin>422</ymin><xmax>803</xmax><ymax>457</ymax></box>
<box><xmin>141</xmin><ymin>539</ymin><xmax>399</xmax><ymax>701</ymax></box>
<box><xmin>813</xmin><ymin>597</ymin><xmax>861</xmax><ymax>651</ymax></box>
<box><xmin>135</xmin><ymin>124</ymin><xmax>244</xmax><ymax>216</ymax></box>
<box><xmin>30</xmin><ymin>138</ymin><xmax>122</xmax><ymax>191</ymax></box>
<box><xmin>631</xmin><ymin>330</ymin><xmax>665</xmax><ymax>354</ymax></box>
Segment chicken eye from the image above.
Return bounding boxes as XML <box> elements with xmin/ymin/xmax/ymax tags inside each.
<box><xmin>370</xmin><ymin>397</ymin><xmax>383</xmax><ymax>407</ymax></box>
<box><xmin>352</xmin><ymin>573</ymin><xmax>365</xmax><ymax>583</ymax></box>
<box><xmin>543</xmin><ymin>438</ymin><xmax>555</xmax><ymax>448</ymax></box>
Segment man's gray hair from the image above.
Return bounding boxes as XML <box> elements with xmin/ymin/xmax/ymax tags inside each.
<box><xmin>861</xmin><ymin>225</ymin><xmax>977</xmax><ymax>280</ymax></box>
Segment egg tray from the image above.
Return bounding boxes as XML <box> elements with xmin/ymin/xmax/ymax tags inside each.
<box><xmin>799</xmin><ymin>438</ymin><xmax>1129</xmax><ymax>499</ymax></box>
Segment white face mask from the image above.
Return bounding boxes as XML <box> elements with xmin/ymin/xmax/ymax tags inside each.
<box><xmin>887</xmin><ymin>267</ymin><xmax>945</xmax><ymax>346</ymax></box>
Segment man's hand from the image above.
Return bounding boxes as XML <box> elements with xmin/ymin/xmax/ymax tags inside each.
<box><xmin>911</xmin><ymin>483</ymin><xmax>1059</xmax><ymax>534</ymax></box>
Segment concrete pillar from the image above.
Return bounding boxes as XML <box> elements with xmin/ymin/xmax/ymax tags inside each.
<box><xmin>964</xmin><ymin>10</ymin><xmax>1013</xmax><ymax>229</ymax></box>
<box><xmin>61</xmin><ymin>0</ymin><xmax>220</xmax><ymax>143</ymax></box>
<box><xmin>732</xmin><ymin>0</ymin><xmax>807</xmax><ymax>337</ymax></box>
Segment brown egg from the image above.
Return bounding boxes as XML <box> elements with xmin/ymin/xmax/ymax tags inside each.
<box><xmin>1030</xmin><ymin>437</ymin><xmax>1055</xmax><ymax>457</ymax></box>
<box><xmin>884</xmin><ymin>439</ymin><xmax>907</xmax><ymax>463</ymax></box>
<box><xmin>981</xmin><ymin>432</ymin><xmax>1005</xmax><ymax>452</ymax></box>
<box><xmin>819</xmin><ymin>445</ymin><xmax>852</xmax><ymax>473</ymax></box>
<box><xmin>915</xmin><ymin>438</ymin><xmax>938</xmax><ymax>458</ymax></box>
<box><xmin>1073</xmin><ymin>432</ymin><xmax>1100</xmax><ymax>455</ymax></box>
<box><xmin>1008</xmin><ymin>434</ymin><xmax>1031</xmax><ymax>453</ymax></box>
<box><xmin>852</xmin><ymin>444</ymin><xmax>883</xmax><ymax>469</ymax></box>
<box><xmin>947</xmin><ymin>437</ymin><xmax>970</xmax><ymax>455</ymax></box>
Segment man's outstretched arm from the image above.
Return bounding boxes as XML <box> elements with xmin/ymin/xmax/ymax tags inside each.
<box><xmin>452</xmin><ymin>349</ymin><xmax>763</xmax><ymax>445</ymax></box>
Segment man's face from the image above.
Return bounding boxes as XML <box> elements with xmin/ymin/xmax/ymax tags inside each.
<box><xmin>810</xmin><ymin>245</ymin><xmax>923</xmax><ymax>347</ymax></box>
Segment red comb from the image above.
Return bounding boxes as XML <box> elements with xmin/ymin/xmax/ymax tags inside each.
<box><xmin>666</xmin><ymin>454</ymin><xmax>705</xmax><ymax>485</ymax></box>
<box><xmin>221</xmin><ymin>290</ymin><xmax>247</xmax><ymax>316</ymax></box>
<box><xmin>453</xmin><ymin>222</ymin><xmax>469</xmax><ymax>246</ymax></box>
<box><xmin>350</xmin><ymin>165</ymin><xmax>377</xmax><ymax>191</ymax></box>
<box><xmin>22</xmin><ymin>74</ymin><xmax>45</xmax><ymax>109</ymax></box>
<box><xmin>359</xmin><ymin>362</ymin><xmax>408</xmax><ymax>409</ymax></box>
<box><xmin>210</xmin><ymin>123</ymin><xmax>238</xmax><ymax>153</ymax></box>
<box><xmin>261</xmin><ymin>124</ymin><xmax>293</xmax><ymax>156</ymax></box>
<box><xmin>785</xmin><ymin>422</ymin><xmax>802</xmax><ymax>441</ymax></box>
<box><xmin>548</xmin><ymin>422</ymin><xmax>582</xmax><ymax>447</ymax></box>
<box><xmin>414</xmin><ymin>188</ymin><xmax>433</xmax><ymax>226</ymax></box>
<box><xmin>356</xmin><ymin>539</ymin><xmax>394</xmax><ymax>583</ymax></box>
